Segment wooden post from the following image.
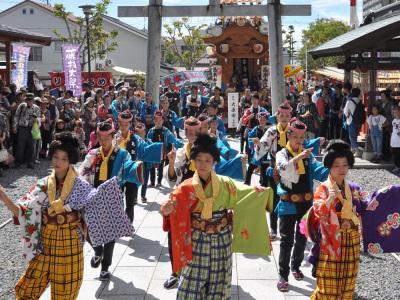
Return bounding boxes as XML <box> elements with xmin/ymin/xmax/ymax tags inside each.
<box><xmin>268</xmin><ymin>0</ymin><xmax>285</xmax><ymax>113</ymax></box>
<box><xmin>146</xmin><ymin>0</ymin><xmax>163</xmax><ymax>104</ymax></box>
<box><xmin>5</xmin><ymin>41</ymin><xmax>11</xmax><ymax>86</ymax></box>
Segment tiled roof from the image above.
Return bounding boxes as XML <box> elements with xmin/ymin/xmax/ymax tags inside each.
<box><xmin>309</xmin><ymin>14</ymin><xmax>400</xmax><ymax>58</ymax></box>
<box><xmin>0</xmin><ymin>23</ymin><xmax>51</xmax><ymax>45</ymax></box>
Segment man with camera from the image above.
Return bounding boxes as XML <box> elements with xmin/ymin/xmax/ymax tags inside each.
<box><xmin>12</xmin><ymin>93</ymin><xmax>40</xmax><ymax>169</ymax></box>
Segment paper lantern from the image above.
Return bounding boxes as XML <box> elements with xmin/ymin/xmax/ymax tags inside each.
<box><xmin>219</xmin><ymin>44</ymin><xmax>229</xmax><ymax>54</ymax></box>
<box><xmin>253</xmin><ymin>44</ymin><xmax>263</xmax><ymax>54</ymax></box>
<box><xmin>259</xmin><ymin>23</ymin><xmax>268</xmax><ymax>34</ymax></box>
<box><xmin>236</xmin><ymin>17</ymin><xmax>246</xmax><ymax>27</ymax></box>
<box><xmin>206</xmin><ymin>46</ymin><xmax>214</xmax><ymax>56</ymax></box>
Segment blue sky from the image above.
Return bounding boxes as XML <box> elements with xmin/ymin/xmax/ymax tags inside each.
<box><xmin>0</xmin><ymin>0</ymin><xmax>362</xmax><ymax>49</ymax></box>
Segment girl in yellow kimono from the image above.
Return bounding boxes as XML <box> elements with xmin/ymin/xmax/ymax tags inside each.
<box><xmin>160</xmin><ymin>134</ymin><xmax>274</xmax><ymax>299</ymax></box>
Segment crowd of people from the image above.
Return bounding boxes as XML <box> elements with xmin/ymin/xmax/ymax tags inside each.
<box><xmin>0</xmin><ymin>76</ymin><xmax>400</xmax><ymax>299</ymax></box>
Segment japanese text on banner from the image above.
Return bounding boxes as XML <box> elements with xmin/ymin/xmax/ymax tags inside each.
<box><xmin>62</xmin><ymin>44</ymin><xmax>82</xmax><ymax>96</ymax></box>
<box><xmin>227</xmin><ymin>93</ymin><xmax>239</xmax><ymax>128</ymax></box>
<box><xmin>11</xmin><ymin>45</ymin><xmax>31</xmax><ymax>90</ymax></box>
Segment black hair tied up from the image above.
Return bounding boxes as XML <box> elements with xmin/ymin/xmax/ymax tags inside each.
<box><xmin>48</xmin><ymin>132</ymin><xmax>80</xmax><ymax>164</ymax></box>
<box><xmin>323</xmin><ymin>139</ymin><xmax>355</xmax><ymax>169</ymax></box>
<box><xmin>190</xmin><ymin>134</ymin><xmax>220</xmax><ymax>163</ymax></box>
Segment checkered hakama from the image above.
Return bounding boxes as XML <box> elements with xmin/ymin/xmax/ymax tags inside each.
<box><xmin>177</xmin><ymin>211</ymin><xmax>232</xmax><ymax>300</ymax></box>
<box><xmin>15</xmin><ymin>223</ymin><xmax>84</xmax><ymax>300</ymax></box>
<box><xmin>311</xmin><ymin>228</ymin><xmax>360</xmax><ymax>300</ymax></box>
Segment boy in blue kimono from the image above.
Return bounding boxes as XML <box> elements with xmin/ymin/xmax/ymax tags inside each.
<box><xmin>115</xmin><ymin>110</ymin><xmax>163</xmax><ymax>217</ymax></box>
<box><xmin>245</xmin><ymin>111</ymin><xmax>270</xmax><ymax>186</ymax></box>
<box><xmin>275</xmin><ymin>118</ymin><xmax>329</xmax><ymax>292</ymax></box>
<box><xmin>141</xmin><ymin>92</ymin><xmax>158</xmax><ymax>132</ymax></box>
<box><xmin>159</xmin><ymin>95</ymin><xmax>184</xmax><ymax>134</ymax></box>
<box><xmin>147</xmin><ymin>110</ymin><xmax>183</xmax><ymax>187</ymax></box>
<box><xmin>206</xmin><ymin>102</ymin><xmax>226</xmax><ymax>134</ymax></box>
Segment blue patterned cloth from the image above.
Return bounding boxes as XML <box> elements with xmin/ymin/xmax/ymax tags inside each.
<box><xmin>84</xmin><ymin>177</ymin><xmax>133</xmax><ymax>247</ymax></box>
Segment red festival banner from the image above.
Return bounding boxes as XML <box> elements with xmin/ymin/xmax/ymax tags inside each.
<box><xmin>49</xmin><ymin>72</ymin><xmax>113</xmax><ymax>90</ymax></box>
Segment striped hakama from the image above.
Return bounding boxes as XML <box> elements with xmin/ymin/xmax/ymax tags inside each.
<box><xmin>177</xmin><ymin>211</ymin><xmax>232</xmax><ymax>300</ymax></box>
<box><xmin>15</xmin><ymin>223</ymin><xmax>84</xmax><ymax>300</ymax></box>
<box><xmin>310</xmin><ymin>228</ymin><xmax>360</xmax><ymax>300</ymax></box>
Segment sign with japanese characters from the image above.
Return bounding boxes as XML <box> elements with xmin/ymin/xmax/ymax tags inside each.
<box><xmin>11</xmin><ymin>45</ymin><xmax>30</xmax><ymax>90</ymax></box>
<box><xmin>227</xmin><ymin>92</ymin><xmax>239</xmax><ymax>128</ymax></box>
<box><xmin>62</xmin><ymin>44</ymin><xmax>82</xmax><ymax>96</ymax></box>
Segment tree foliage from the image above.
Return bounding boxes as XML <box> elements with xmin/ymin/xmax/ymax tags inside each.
<box><xmin>163</xmin><ymin>18</ymin><xmax>207</xmax><ymax>70</ymax></box>
<box><xmin>298</xmin><ymin>19</ymin><xmax>350</xmax><ymax>71</ymax></box>
<box><xmin>52</xmin><ymin>0</ymin><xmax>118</xmax><ymax>70</ymax></box>
<box><xmin>283</xmin><ymin>25</ymin><xmax>296</xmax><ymax>63</ymax></box>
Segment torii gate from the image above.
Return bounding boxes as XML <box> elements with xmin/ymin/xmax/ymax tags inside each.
<box><xmin>118</xmin><ymin>0</ymin><xmax>311</xmax><ymax>113</ymax></box>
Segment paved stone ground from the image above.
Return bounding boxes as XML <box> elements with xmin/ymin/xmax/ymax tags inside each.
<box><xmin>33</xmin><ymin>138</ymin><xmax>397</xmax><ymax>300</ymax></box>
<box><xmin>37</xmin><ymin>136</ymin><xmax>314</xmax><ymax>300</ymax></box>
<box><xmin>39</xmin><ymin>182</ymin><xmax>314</xmax><ymax>300</ymax></box>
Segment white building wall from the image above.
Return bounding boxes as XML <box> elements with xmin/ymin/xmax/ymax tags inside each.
<box><xmin>101</xmin><ymin>21</ymin><xmax>148</xmax><ymax>72</ymax></box>
<box><xmin>0</xmin><ymin>2</ymin><xmax>80</xmax><ymax>77</ymax></box>
<box><xmin>0</xmin><ymin>2</ymin><xmax>149</xmax><ymax>77</ymax></box>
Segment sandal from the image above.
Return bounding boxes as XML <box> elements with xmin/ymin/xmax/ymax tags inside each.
<box><xmin>277</xmin><ymin>278</ymin><xmax>289</xmax><ymax>292</ymax></box>
<box><xmin>164</xmin><ymin>274</ymin><xmax>179</xmax><ymax>289</ymax></box>
<box><xmin>292</xmin><ymin>269</ymin><xmax>304</xmax><ymax>281</ymax></box>
<box><xmin>90</xmin><ymin>255</ymin><xmax>102</xmax><ymax>268</ymax></box>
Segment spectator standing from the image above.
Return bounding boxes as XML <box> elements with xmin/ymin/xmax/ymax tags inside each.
<box><xmin>297</xmin><ymin>92</ymin><xmax>318</xmax><ymax>139</ymax></box>
<box><xmin>98</xmin><ymin>94</ymin><xmax>114</xmax><ymax>122</ymax></box>
<box><xmin>391</xmin><ymin>106</ymin><xmax>400</xmax><ymax>174</ymax></box>
<box><xmin>367</xmin><ymin>104</ymin><xmax>386</xmax><ymax>163</ymax></box>
<box><xmin>56</xmin><ymin>90</ymin><xmax>73</xmax><ymax>112</ymax></box>
<box><xmin>208</xmin><ymin>86</ymin><xmax>224</xmax><ymax>111</ymax></box>
<box><xmin>59</xmin><ymin>99</ymin><xmax>75</xmax><ymax>131</ymax></box>
<box><xmin>380</xmin><ymin>89</ymin><xmax>394</xmax><ymax>160</ymax></box>
<box><xmin>13</xmin><ymin>93</ymin><xmax>40</xmax><ymax>168</ymax></box>
<box><xmin>83</xmin><ymin>97</ymin><xmax>97</xmax><ymax>145</ymax></box>
<box><xmin>316</xmin><ymin>86</ymin><xmax>332</xmax><ymax>138</ymax></box>
<box><xmin>344</xmin><ymin>88</ymin><xmax>365</xmax><ymax>155</ymax></box>
<box><xmin>80</xmin><ymin>83</ymin><xmax>95</xmax><ymax>107</ymax></box>
<box><xmin>339</xmin><ymin>82</ymin><xmax>352</xmax><ymax>143</ymax></box>
<box><xmin>329</xmin><ymin>83</ymin><xmax>344</xmax><ymax>139</ymax></box>
<box><xmin>39</xmin><ymin>98</ymin><xmax>51</xmax><ymax>158</ymax></box>
<box><xmin>186</xmin><ymin>86</ymin><xmax>201</xmax><ymax>117</ymax></box>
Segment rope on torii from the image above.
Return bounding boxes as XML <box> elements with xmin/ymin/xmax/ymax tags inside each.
<box><xmin>118</xmin><ymin>0</ymin><xmax>311</xmax><ymax>113</ymax></box>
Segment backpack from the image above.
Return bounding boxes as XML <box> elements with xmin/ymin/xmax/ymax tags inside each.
<box><xmin>350</xmin><ymin>98</ymin><xmax>366</xmax><ymax>125</ymax></box>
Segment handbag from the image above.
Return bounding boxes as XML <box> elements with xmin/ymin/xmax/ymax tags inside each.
<box><xmin>31</xmin><ymin>121</ymin><xmax>41</xmax><ymax>140</ymax></box>
<box><xmin>0</xmin><ymin>148</ymin><xmax>8</xmax><ymax>162</ymax></box>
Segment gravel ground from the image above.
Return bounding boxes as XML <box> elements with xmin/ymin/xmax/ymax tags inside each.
<box><xmin>0</xmin><ymin>165</ymin><xmax>399</xmax><ymax>299</ymax></box>
<box><xmin>0</xmin><ymin>161</ymin><xmax>52</xmax><ymax>299</ymax></box>
<box><xmin>350</xmin><ymin>169</ymin><xmax>400</xmax><ymax>300</ymax></box>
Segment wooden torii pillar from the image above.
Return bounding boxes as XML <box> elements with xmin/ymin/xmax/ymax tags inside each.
<box><xmin>118</xmin><ymin>0</ymin><xmax>311</xmax><ymax>112</ymax></box>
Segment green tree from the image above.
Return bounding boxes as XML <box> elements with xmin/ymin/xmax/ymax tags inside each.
<box><xmin>53</xmin><ymin>1</ymin><xmax>118</xmax><ymax>70</ymax></box>
<box><xmin>298</xmin><ymin>18</ymin><xmax>350</xmax><ymax>71</ymax></box>
<box><xmin>163</xmin><ymin>18</ymin><xmax>207</xmax><ymax>70</ymax></box>
<box><xmin>283</xmin><ymin>25</ymin><xmax>296</xmax><ymax>64</ymax></box>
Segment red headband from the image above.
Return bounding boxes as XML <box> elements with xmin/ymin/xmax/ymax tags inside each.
<box><xmin>257</xmin><ymin>111</ymin><xmax>269</xmax><ymax>119</ymax></box>
<box><xmin>154</xmin><ymin>110</ymin><xmax>163</xmax><ymax>119</ymax></box>
<box><xmin>184</xmin><ymin>117</ymin><xmax>201</xmax><ymax>130</ymax></box>
<box><xmin>288</xmin><ymin>118</ymin><xmax>307</xmax><ymax>134</ymax></box>
<box><xmin>97</xmin><ymin>118</ymin><xmax>115</xmax><ymax>136</ymax></box>
<box><xmin>198</xmin><ymin>114</ymin><xmax>209</xmax><ymax>125</ymax></box>
<box><xmin>278</xmin><ymin>100</ymin><xmax>293</xmax><ymax>114</ymax></box>
<box><xmin>118</xmin><ymin>110</ymin><xmax>133</xmax><ymax>124</ymax></box>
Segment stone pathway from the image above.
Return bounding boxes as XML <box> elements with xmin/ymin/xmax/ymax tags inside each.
<box><xmin>39</xmin><ymin>182</ymin><xmax>315</xmax><ymax>300</ymax></box>
<box><xmin>40</xmin><ymin>138</ymin><xmax>316</xmax><ymax>299</ymax></box>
